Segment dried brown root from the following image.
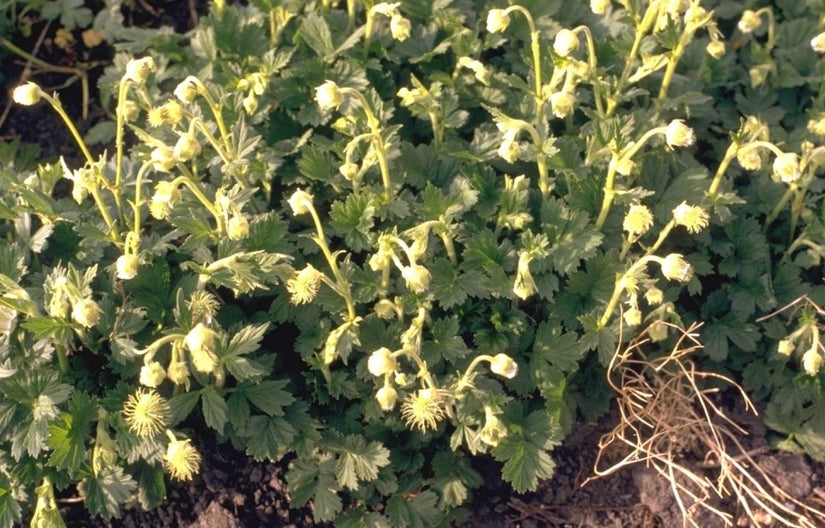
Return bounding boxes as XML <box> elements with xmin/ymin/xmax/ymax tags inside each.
<box><xmin>585</xmin><ymin>321</ymin><xmax>825</xmax><ymax>528</ymax></box>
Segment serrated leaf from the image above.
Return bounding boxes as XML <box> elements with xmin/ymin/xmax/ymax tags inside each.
<box><xmin>245</xmin><ymin>415</ymin><xmax>296</xmax><ymax>461</ymax></box>
<box><xmin>287</xmin><ymin>457</ymin><xmax>342</xmax><ymax>522</ymax></box>
<box><xmin>330</xmin><ymin>194</ymin><xmax>375</xmax><ymax>252</ymax></box>
<box><xmin>0</xmin><ymin>472</ymin><xmax>21</xmax><ymax>528</ymax></box>
<box><xmin>200</xmin><ymin>388</ymin><xmax>228</xmax><ymax>434</ymax></box>
<box><xmin>168</xmin><ymin>392</ymin><xmax>199</xmax><ymax>427</ymax></box>
<box><xmin>422</xmin><ymin>316</ymin><xmax>470</xmax><ymax>362</ymax></box>
<box><xmin>385</xmin><ymin>490</ymin><xmax>439</xmax><ymax>528</ymax></box>
<box><xmin>46</xmin><ymin>392</ymin><xmax>97</xmax><ymax>472</ymax></box>
<box><xmin>123</xmin><ymin>259</ymin><xmax>170</xmax><ymax>324</ymax></box>
<box><xmin>84</xmin><ymin>465</ymin><xmax>137</xmax><ymax>519</ymax></box>
<box><xmin>532</xmin><ymin>322</ymin><xmax>584</xmax><ymax>373</ymax></box>
<box><xmin>242</xmin><ymin>379</ymin><xmax>295</xmax><ymax>416</ymax></box>
<box><xmin>330</xmin><ymin>434</ymin><xmax>391</xmax><ymax>491</ymax></box>
<box><xmin>298</xmin><ymin>12</ymin><xmax>334</xmax><ymax>58</ymax></box>
<box><xmin>493</xmin><ymin>404</ymin><xmax>557</xmax><ymax>493</ymax></box>
<box><xmin>134</xmin><ymin>462</ymin><xmax>166</xmax><ymax>510</ymax></box>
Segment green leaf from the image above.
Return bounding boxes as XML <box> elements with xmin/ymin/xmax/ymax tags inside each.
<box><xmin>493</xmin><ymin>404</ymin><xmax>557</xmax><ymax>493</ymax></box>
<box><xmin>41</xmin><ymin>0</ymin><xmax>92</xmax><ymax>29</ymax></box>
<box><xmin>422</xmin><ymin>316</ymin><xmax>470</xmax><ymax>362</ymax></box>
<box><xmin>330</xmin><ymin>194</ymin><xmax>376</xmax><ymax>252</ymax></box>
<box><xmin>541</xmin><ymin>198</ymin><xmax>603</xmax><ymax>275</ymax></box>
<box><xmin>200</xmin><ymin>388</ymin><xmax>229</xmax><ymax>434</ymax></box>
<box><xmin>328</xmin><ymin>433</ymin><xmax>391</xmax><ymax>491</ymax></box>
<box><xmin>431</xmin><ymin>451</ymin><xmax>482</xmax><ymax>508</ymax></box>
<box><xmin>287</xmin><ymin>456</ymin><xmax>342</xmax><ymax>522</ymax></box>
<box><xmin>0</xmin><ymin>472</ymin><xmax>21</xmax><ymax>528</ymax></box>
<box><xmin>84</xmin><ymin>465</ymin><xmax>137</xmax><ymax>519</ymax></box>
<box><xmin>245</xmin><ymin>415</ymin><xmax>296</xmax><ymax>461</ymax></box>
<box><xmin>334</xmin><ymin>508</ymin><xmax>392</xmax><ymax>528</ymax></box>
<box><xmin>297</xmin><ymin>12</ymin><xmax>335</xmax><ymax>58</ymax></box>
<box><xmin>134</xmin><ymin>462</ymin><xmax>166</xmax><ymax>510</ymax></box>
<box><xmin>242</xmin><ymin>379</ymin><xmax>295</xmax><ymax>416</ymax></box>
<box><xmin>385</xmin><ymin>490</ymin><xmax>440</xmax><ymax>528</ymax></box>
<box><xmin>169</xmin><ymin>392</ymin><xmax>200</xmax><ymax>427</ymax></box>
<box><xmin>532</xmin><ymin>322</ymin><xmax>584</xmax><ymax>373</ymax></box>
<box><xmin>222</xmin><ymin>323</ymin><xmax>270</xmax><ymax>381</ymax></box>
<box><xmin>20</xmin><ymin>317</ymin><xmax>73</xmax><ymax>345</ymax></box>
<box><xmin>123</xmin><ymin>259</ymin><xmax>170</xmax><ymax>324</ymax></box>
<box><xmin>46</xmin><ymin>392</ymin><xmax>97</xmax><ymax>472</ymax></box>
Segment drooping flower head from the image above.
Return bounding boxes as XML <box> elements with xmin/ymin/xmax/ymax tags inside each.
<box><xmin>314</xmin><ymin>80</ymin><xmax>344</xmax><ymax>111</ymax></box>
<box><xmin>553</xmin><ymin>29</ymin><xmax>580</xmax><ymax>58</ymax></box>
<box><xmin>12</xmin><ymin>82</ymin><xmax>42</xmax><ymax>106</ymax></box>
<box><xmin>665</xmin><ymin>120</ymin><xmax>695</xmax><ymax>148</ymax></box>
<box><xmin>490</xmin><ymin>353</ymin><xmax>518</xmax><ymax>379</ymax></box>
<box><xmin>486</xmin><ymin>9</ymin><xmax>511</xmax><ymax>33</ymax></box>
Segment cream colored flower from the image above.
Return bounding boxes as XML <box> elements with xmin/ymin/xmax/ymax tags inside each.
<box><xmin>390</xmin><ymin>14</ymin><xmax>411</xmax><ymax>41</ymax></box>
<box><xmin>122</xmin><ymin>388</ymin><xmax>170</xmax><ymax>438</ymax></box>
<box><xmin>773</xmin><ymin>152</ymin><xmax>801</xmax><ymax>183</ymax></box>
<box><xmin>164</xmin><ymin>438</ymin><xmax>201</xmax><ymax>481</ymax></box>
<box><xmin>610</xmin><ymin>156</ymin><xmax>635</xmax><ymax>176</ymax></box>
<box><xmin>12</xmin><ymin>82</ymin><xmax>42</xmax><ymax>106</ymax></box>
<box><xmin>375</xmin><ymin>386</ymin><xmax>398</xmax><ymax>411</ymax></box>
<box><xmin>174</xmin><ymin>76</ymin><xmax>201</xmax><ymax>104</ymax></box>
<box><xmin>498</xmin><ymin>134</ymin><xmax>520</xmax><ymax>163</ymax></box>
<box><xmin>185</xmin><ymin>323</ymin><xmax>219</xmax><ymax>374</ymax></box>
<box><xmin>590</xmin><ymin>0</ymin><xmax>610</xmax><ymax>15</ymax></box>
<box><xmin>478</xmin><ymin>406</ymin><xmax>508</xmax><ymax>447</ymax></box>
<box><xmin>665</xmin><ymin>120</ymin><xmax>695</xmax><ymax>147</ymax></box>
<box><xmin>288</xmin><ymin>189</ymin><xmax>314</xmax><ymax>215</ymax></box>
<box><xmin>116</xmin><ymin>254</ymin><xmax>139</xmax><ymax>280</ymax></box>
<box><xmin>802</xmin><ymin>347</ymin><xmax>822</xmax><ymax>376</ymax></box>
<box><xmin>738</xmin><ymin>9</ymin><xmax>761</xmax><ymax>33</ymax></box>
<box><xmin>150</xmin><ymin>146</ymin><xmax>177</xmax><ymax>172</ymax></box>
<box><xmin>659</xmin><ymin>253</ymin><xmax>693</xmax><ymax>282</ymax></box>
<box><xmin>227</xmin><ymin>215</ymin><xmax>249</xmax><ymax>240</ymax></box>
<box><xmin>286</xmin><ymin>265</ymin><xmax>322</xmax><ymax>304</ymax></box>
<box><xmin>457</xmin><ymin>57</ymin><xmax>491</xmax><ymax>85</ymax></box>
<box><xmin>402</xmin><ymin>264</ymin><xmax>431</xmax><ymax>293</ymax></box>
<box><xmin>706</xmin><ymin>40</ymin><xmax>725</xmax><ymax>59</ymax></box>
<box><xmin>140</xmin><ymin>361</ymin><xmax>167</xmax><ymax>388</ymax></box>
<box><xmin>72</xmin><ymin>298</ymin><xmax>101</xmax><ymax>328</ymax></box>
<box><xmin>550</xmin><ymin>91</ymin><xmax>576</xmax><ymax>118</ymax></box>
<box><xmin>315</xmin><ymin>80</ymin><xmax>343</xmax><ymax>111</ymax></box>
<box><xmin>812</xmin><ymin>32</ymin><xmax>825</xmax><ymax>53</ymax></box>
<box><xmin>124</xmin><ymin>57</ymin><xmax>155</xmax><ymax>84</ymax></box>
<box><xmin>553</xmin><ymin>29</ymin><xmax>579</xmax><ymax>57</ymax></box>
<box><xmin>490</xmin><ymin>353</ymin><xmax>518</xmax><ymax>379</ymax></box>
<box><xmin>672</xmin><ymin>202</ymin><xmax>709</xmax><ymax>233</ymax></box>
<box><xmin>623</xmin><ymin>204</ymin><xmax>654</xmax><ymax>236</ymax></box>
<box><xmin>736</xmin><ymin>147</ymin><xmax>762</xmax><ymax>171</ymax></box>
<box><xmin>513</xmin><ymin>252</ymin><xmax>537</xmax><ymax>300</ymax></box>
<box><xmin>623</xmin><ymin>307</ymin><xmax>642</xmax><ymax>327</ymax></box>
<box><xmin>173</xmin><ymin>133</ymin><xmax>201</xmax><ymax>162</ymax></box>
<box><xmin>368</xmin><ymin>347</ymin><xmax>397</xmax><ymax>377</ymax></box>
<box><xmin>777</xmin><ymin>339</ymin><xmax>794</xmax><ymax>356</ymax></box>
<box><xmin>167</xmin><ymin>360</ymin><xmax>190</xmax><ymax>386</ymax></box>
<box><xmin>486</xmin><ymin>9</ymin><xmax>511</xmax><ymax>33</ymax></box>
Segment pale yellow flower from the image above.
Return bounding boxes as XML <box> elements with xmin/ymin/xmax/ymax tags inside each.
<box><xmin>227</xmin><ymin>215</ymin><xmax>249</xmax><ymax>240</ymax></box>
<box><xmin>659</xmin><ymin>254</ymin><xmax>693</xmax><ymax>282</ymax></box>
<box><xmin>367</xmin><ymin>347</ymin><xmax>397</xmax><ymax>377</ymax></box>
<box><xmin>390</xmin><ymin>14</ymin><xmax>411</xmax><ymax>41</ymax></box>
<box><xmin>777</xmin><ymin>339</ymin><xmax>794</xmax><ymax>356</ymax></box>
<box><xmin>590</xmin><ymin>0</ymin><xmax>610</xmax><ymax>15</ymax></box>
<box><xmin>174</xmin><ymin>76</ymin><xmax>201</xmax><ymax>104</ymax></box>
<box><xmin>478</xmin><ymin>406</ymin><xmax>508</xmax><ymax>447</ymax></box>
<box><xmin>164</xmin><ymin>438</ymin><xmax>201</xmax><ymax>481</ymax></box>
<box><xmin>173</xmin><ymin>133</ymin><xmax>201</xmax><ymax>162</ymax></box>
<box><xmin>550</xmin><ymin>91</ymin><xmax>576</xmax><ymax>118</ymax></box>
<box><xmin>12</xmin><ymin>82</ymin><xmax>42</xmax><ymax>106</ymax></box>
<box><xmin>665</xmin><ymin>120</ymin><xmax>695</xmax><ymax>148</ymax></box>
<box><xmin>140</xmin><ymin>361</ymin><xmax>167</xmax><ymax>388</ymax></box>
<box><xmin>672</xmin><ymin>202</ymin><xmax>709</xmax><ymax>233</ymax></box>
<box><xmin>116</xmin><ymin>254</ymin><xmax>139</xmax><ymax>280</ymax></box>
<box><xmin>553</xmin><ymin>29</ymin><xmax>579</xmax><ymax>58</ymax></box>
<box><xmin>185</xmin><ymin>323</ymin><xmax>219</xmax><ymax>374</ymax></box>
<box><xmin>623</xmin><ymin>204</ymin><xmax>654</xmax><ymax>236</ymax></box>
<box><xmin>124</xmin><ymin>57</ymin><xmax>155</xmax><ymax>84</ymax></box>
<box><xmin>401</xmin><ymin>388</ymin><xmax>445</xmax><ymax>432</ymax></box>
<box><xmin>402</xmin><ymin>264</ymin><xmax>431</xmax><ymax>293</ymax></box>
<box><xmin>812</xmin><ymin>32</ymin><xmax>825</xmax><ymax>53</ymax></box>
<box><xmin>773</xmin><ymin>152</ymin><xmax>801</xmax><ymax>183</ymax></box>
<box><xmin>486</xmin><ymin>9</ymin><xmax>510</xmax><ymax>33</ymax></box>
<box><xmin>738</xmin><ymin>10</ymin><xmax>761</xmax><ymax>33</ymax></box>
<box><xmin>706</xmin><ymin>40</ymin><xmax>725</xmax><ymax>59</ymax></box>
<box><xmin>802</xmin><ymin>347</ymin><xmax>822</xmax><ymax>376</ymax></box>
<box><xmin>286</xmin><ymin>265</ymin><xmax>322</xmax><ymax>304</ymax></box>
<box><xmin>375</xmin><ymin>386</ymin><xmax>398</xmax><ymax>411</ymax></box>
<box><xmin>72</xmin><ymin>298</ymin><xmax>101</xmax><ymax>328</ymax></box>
<box><xmin>288</xmin><ymin>189</ymin><xmax>314</xmax><ymax>215</ymax></box>
<box><xmin>490</xmin><ymin>353</ymin><xmax>518</xmax><ymax>379</ymax></box>
<box><xmin>314</xmin><ymin>80</ymin><xmax>343</xmax><ymax>111</ymax></box>
<box><xmin>123</xmin><ymin>388</ymin><xmax>170</xmax><ymax>438</ymax></box>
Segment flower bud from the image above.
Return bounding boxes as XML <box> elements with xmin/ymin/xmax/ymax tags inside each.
<box><xmin>550</xmin><ymin>91</ymin><xmax>576</xmax><ymax>118</ymax></box>
<box><xmin>72</xmin><ymin>298</ymin><xmax>101</xmax><ymax>328</ymax></box>
<box><xmin>736</xmin><ymin>147</ymin><xmax>762</xmax><ymax>171</ymax></box>
<box><xmin>684</xmin><ymin>5</ymin><xmax>708</xmax><ymax>27</ymax></box>
<box><xmin>623</xmin><ymin>307</ymin><xmax>642</xmax><ymax>327</ymax></box>
<box><xmin>375</xmin><ymin>386</ymin><xmax>398</xmax><ymax>411</ymax></box>
<box><xmin>374</xmin><ymin>299</ymin><xmax>397</xmax><ymax>319</ymax></box>
<box><xmin>812</xmin><ymin>32</ymin><xmax>825</xmax><ymax>53</ymax></box>
<box><xmin>151</xmin><ymin>146</ymin><xmax>177</xmax><ymax>172</ymax></box>
<box><xmin>339</xmin><ymin>161</ymin><xmax>359</xmax><ymax>181</ymax></box>
<box><xmin>665</xmin><ymin>119</ymin><xmax>695</xmax><ymax>148</ymax></box>
<box><xmin>738</xmin><ymin>9</ymin><xmax>761</xmax><ymax>33</ymax></box>
<box><xmin>490</xmin><ymin>353</ymin><xmax>518</xmax><ymax>379</ymax></box>
<box><xmin>553</xmin><ymin>29</ymin><xmax>579</xmax><ymax>57</ymax></box>
<box><xmin>185</xmin><ymin>323</ymin><xmax>219</xmax><ymax>373</ymax></box>
<box><xmin>227</xmin><ymin>215</ymin><xmax>249</xmax><ymax>240</ymax></box>
<box><xmin>242</xmin><ymin>93</ymin><xmax>258</xmax><ymax>114</ymax></box>
<box><xmin>160</xmin><ymin>100</ymin><xmax>184</xmax><ymax>126</ymax></box>
<box><xmin>116</xmin><ymin>254</ymin><xmax>139</xmax><ymax>280</ymax></box>
<box><xmin>706</xmin><ymin>40</ymin><xmax>725</xmax><ymax>59</ymax></box>
<box><xmin>314</xmin><ymin>80</ymin><xmax>343</xmax><ymax>111</ymax></box>
<box><xmin>288</xmin><ymin>189</ymin><xmax>314</xmax><ymax>215</ymax></box>
<box><xmin>513</xmin><ymin>253</ymin><xmax>537</xmax><ymax>300</ymax></box>
<box><xmin>174</xmin><ymin>76</ymin><xmax>201</xmax><ymax>104</ymax></box>
<box><xmin>777</xmin><ymin>339</ymin><xmax>794</xmax><ymax>356</ymax></box>
<box><xmin>590</xmin><ymin>0</ymin><xmax>610</xmax><ymax>14</ymax></box>
<box><xmin>773</xmin><ymin>152</ymin><xmax>801</xmax><ymax>183</ymax></box>
<box><xmin>368</xmin><ymin>347</ymin><xmax>397</xmax><ymax>377</ymax></box>
<box><xmin>173</xmin><ymin>133</ymin><xmax>201</xmax><ymax>162</ymax></box>
<box><xmin>390</xmin><ymin>14</ymin><xmax>411</xmax><ymax>41</ymax></box>
<box><xmin>478</xmin><ymin>406</ymin><xmax>508</xmax><ymax>447</ymax></box>
<box><xmin>286</xmin><ymin>264</ymin><xmax>322</xmax><ymax>304</ymax></box>
<box><xmin>660</xmin><ymin>253</ymin><xmax>693</xmax><ymax>282</ymax></box>
<box><xmin>124</xmin><ymin>57</ymin><xmax>156</xmax><ymax>84</ymax></box>
<box><xmin>497</xmin><ymin>137</ymin><xmax>520</xmax><ymax>163</ymax></box>
<box><xmin>644</xmin><ymin>287</ymin><xmax>664</xmax><ymax>306</ymax></box>
<box><xmin>401</xmin><ymin>264</ymin><xmax>431</xmax><ymax>293</ymax></box>
<box><xmin>623</xmin><ymin>204</ymin><xmax>654</xmax><ymax>236</ymax></box>
<box><xmin>167</xmin><ymin>360</ymin><xmax>190</xmax><ymax>386</ymax></box>
<box><xmin>672</xmin><ymin>202</ymin><xmax>709</xmax><ymax>233</ymax></box>
<box><xmin>648</xmin><ymin>320</ymin><xmax>668</xmax><ymax>342</ymax></box>
<box><xmin>486</xmin><ymin>9</ymin><xmax>510</xmax><ymax>33</ymax></box>
<box><xmin>12</xmin><ymin>82</ymin><xmax>42</xmax><ymax>106</ymax></box>
<box><xmin>802</xmin><ymin>347</ymin><xmax>822</xmax><ymax>376</ymax></box>
<box><xmin>140</xmin><ymin>361</ymin><xmax>167</xmax><ymax>388</ymax></box>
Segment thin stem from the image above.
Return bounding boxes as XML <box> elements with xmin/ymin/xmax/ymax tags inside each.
<box><xmin>199</xmin><ymin>89</ymin><xmax>232</xmax><ymax>153</ymax></box>
<box><xmin>575</xmin><ymin>25</ymin><xmax>605</xmax><ymax>118</ymax></box>
<box><xmin>307</xmin><ymin>206</ymin><xmax>357</xmax><ymax>321</ymax></box>
<box><xmin>364</xmin><ymin>10</ymin><xmax>375</xmax><ymax>60</ymax></box>
<box><xmin>114</xmin><ymin>78</ymin><xmax>130</xmax><ymax>208</ymax></box>
<box><xmin>502</xmin><ymin>5</ymin><xmax>542</xmax><ymax>105</ymax></box>
<box><xmin>598</xmin><ymin>256</ymin><xmax>654</xmax><ymax>329</ymax></box>
<box><xmin>523</xmin><ymin>123</ymin><xmax>552</xmax><ymax>196</ymax></box>
<box><xmin>38</xmin><ymin>91</ymin><xmax>93</xmax><ymax>164</ymax></box>
<box><xmin>606</xmin><ymin>2</ymin><xmax>659</xmax><ymax>117</ymax></box>
<box><xmin>595</xmin><ymin>160</ymin><xmax>619</xmax><ymax>229</ymax></box>
<box><xmin>707</xmin><ymin>142</ymin><xmax>738</xmax><ymax>197</ymax></box>
<box><xmin>766</xmin><ymin>186</ymin><xmax>795</xmax><ymax>225</ymax></box>
<box><xmin>170</xmin><ymin>173</ymin><xmax>224</xmax><ymax>233</ymax></box>
<box><xmin>342</xmin><ymin>87</ymin><xmax>393</xmax><ymax>199</ymax></box>
<box><xmin>132</xmin><ymin>162</ymin><xmax>153</xmax><ymax>236</ymax></box>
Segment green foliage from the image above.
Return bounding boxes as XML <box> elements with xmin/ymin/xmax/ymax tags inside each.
<box><xmin>3</xmin><ymin>0</ymin><xmax>825</xmax><ymax>525</ymax></box>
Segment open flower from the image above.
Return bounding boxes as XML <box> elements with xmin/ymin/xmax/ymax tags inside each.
<box><xmin>737</xmin><ymin>146</ymin><xmax>763</xmax><ymax>170</ymax></box>
<box><xmin>802</xmin><ymin>347</ymin><xmax>822</xmax><ymax>376</ymax></box>
<box><xmin>173</xmin><ymin>133</ymin><xmax>201</xmax><ymax>161</ymax></box>
<box><xmin>486</xmin><ymin>9</ymin><xmax>511</xmax><ymax>33</ymax></box>
<box><xmin>550</xmin><ymin>91</ymin><xmax>576</xmax><ymax>118</ymax></box>
<box><xmin>706</xmin><ymin>40</ymin><xmax>725</xmax><ymax>59</ymax></box>
<box><xmin>164</xmin><ymin>438</ymin><xmax>201</xmax><ymax>481</ymax></box>
<box><xmin>174</xmin><ymin>76</ymin><xmax>201</xmax><ymax>104</ymax></box>
<box><xmin>490</xmin><ymin>353</ymin><xmax>518</xmax><ymax>378</ymax></box>
<box><xmin>12</xmin><ymin>82</ymin><xmax>42</xmax><ymax>106</ymax></box>
<box><xmin>227</xmin><ymin>215</ymin><xmax>249</xmax><ymax>240</ymax></box>
<box><xmin>623</xmin><ymin>204</ymin><xmax>654</xmax><ymax>236</ymax></box>
<box><xmin>314</xmin><ymin>80</ymin><xmax>343</xmax><ymax>111</ymax></box>
<box><xmin>122</xmin><ymin>388</ymin><xmax>170</xmax><ymax>438</ymax></box>
<box><xmin>553</xmin><ymin>29</ymin><xmax>579</xmax><ymax>57</ymax></box>
<box><xmin>590</xmin><ymin>0</ymin><xmax>610</xmax><ymax>14</ymax></box>
<box><xmin>672</xmin><ymin>202</ymin><xmax>709</xmax><ymax>233</ymax></box>
<box><xmin>665</xmin><ymin>120</ymin><xmax>695</xmax><ymax>147</ymax></box>
<box><xmin>401</xmin><ymin>388</ymin><xmax>445</xmax><ymax>432</ymax></box>
<box><xmin>286</xmin><ymin>264</ymin><xmax>322</xmax><ymax>304</ymax></box>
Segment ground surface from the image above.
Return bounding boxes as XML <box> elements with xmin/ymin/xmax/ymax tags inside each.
<box><xmin>3</xmin><ymin>3</ymin><xmax>825</xmax><ymax>528</ymax></box>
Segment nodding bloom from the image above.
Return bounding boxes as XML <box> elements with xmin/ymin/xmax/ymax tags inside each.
<box><xmin>122</xmin><ymin>388</ymin><xmax>170</xmax><ymax>438</ymax></box>
<box><xmin>623</xmin><ymin>307</ymin><xmax>642</xmax><ymax>327</ymax></box>
<box><xmin>314</xmin><ymin>80</ymin><xmax>344</xmax><ymax>111</ymax></box>
<box><xmin>401</xmin><ymin>264</ymin><xmax>431</xmax><ymax>293</ymax></box>
<box><xmin>140</xmin><ymin>361</ymin><xmax>167</xmax><ymax>388</ymax></box>
<box><xmin>738</xmin><ymin>9</ymin><xmax>761</xmax><ymax>33</ymax></box>
<box><xmin>623</xmin><ymin>204</ymin><xmax>654</xmax><ymax>236</ymax></box>
<box><xmin>458</xmin><ymin>57</ymin><xmax>491</xmax><ymax>85</ymax></box>
<box><xmin>375</xmin><ymin>386</ymin><xmax>398</xmax><ymax>411</ymax></box>
<box><xmin>590</xmin><ymin>0</ymin><xmax>610</xmax><ymax>15</ymax></box>
<box><xmin>286</xmin><ymin>265</ymin><xmax>323</xmax><ymax>305</ymax></box>
<box><xmin>513</xmin><ymin>252</ymin><xmax>537</xmax><ymax>300</ymax></box>
<box><xmin>777</xmin><ymin>339</ymin><xmax>794</xmax><ymax>356</ymax></box>
<box><xmin>227</xmin><ymin>215</ymin><xmax>249</xmax><ymax>240</ymax></box>
<box><xmin>706</xmin><ymin>40</ymin><xmax>725</xmax><ymax>59</ymax></box>
<box><xmin>116</xmin><ymin>254</ymin><xmax>139</xmax><ymax>280</ymax></box>
<box><xmin>174</xmin><ymin>76</ymin><xmax>201</xmax><ymax>104</ymax></box>
<box><xmin>288</xmin><ymin>189</ymin><xmax>314</xmax><ymax>215</ymax></box>
<box><xmin>659</xmin><ymin>253</ymin><xmax>693</xmax><ymax>282</ymax></box>
<box><xmin>173</xmin><ymin>133</ymin><xmax>201</xmax><ymax>162</ymax></box>
<box><xmin>802</xmin><ymin>346</ymin><xmax>822</xmax><ymax>376</ymax></box>
<box><xmin>167</xmin><ymin>360</ymin><xmax>190</xmax><ymax>386</ymax></box>
<box><xmin>185</xmin><ymin>323</ymin><xmax>219</xmax><ymax>374</ymax></box>
<box><xmin>610</xmin><ymin>156</ymin><xmax>635</xmax><ymax>176</ymax></box>
<box><xmin>486</xmin><ymin>9</ymin><xmax>510</xmax><ymax>33</ymax></box>
<box><xmin>812</xmin><ymin>32</ymin><xmax>825</xmax><ymax>53</ymax></box>
<box><xmin>150</xmin><ymin>146</ymin><xmax>177</xmax><ymax>172</ymax></box>
<box><xmin>478</xmin><ymin>406</ymin><xmax>508</xmax><ymax>447</ymax></box>
<box><xmin>672</xmin><ymin>202</ymin><xmax>709</xmax><ymax>233</ymax></box>
<box><xmin>401</xmin><ymin>388</ymin><xmax>445</xmax><ymax>432</ymax></box>
<box><xmin>490</xmin><ymin>353</ymin><xmax>518</xmax><ymax>379</ymax></box>
<box><xmin>550</xmin><ymin>91</ymin><xmax>576</xmax><ymax>119</ymax></box>
<box><xmin>390</xmin><ymin>14</ymin><xmax>411</xmax><ymax>41</ymax></box>
<box><xmin>665</xmin><ymin>120</ymin><xmax>695</xmax><ymax>148</ymax></box>
<box><xmin>736</xmin><ymin>147</ymin><xmax>762</xmax><ymax>171</ymax></box>
<box><xmin>339</xmin><ymin>161</ymin><xmax>359</xmax><ymax>181</ymax></box>
<box><xmin>553</xmin><ymin>29</ymin><xmax>579</xmax><ymax>58</ymax></box>
<box><xmin>368</xmin><ymin>347</ymin><xmax>397</xmax><ymax>377</ymax></box>
<box><xmin>12</xmin><ymin>82</ymin><xmax>42</xmax><ymax>106</ymax></box>
<box><xmin>164</xmin><ymin>438</ymin><xmax>201</xmax><ymax>481</ymax></box>
<box><xmin>773</xmin><ymin>152</ymin><xmax>801</xmax><ymax>183</ymax></box>
<box><xmin>72</xmin><ymin>298</ymin><xmax>101</xmax><ymax>328</ymax></box>
<box><xmin>498</xmin><ymin>133</ymin><xmax>521</xmax><ymax>163</ymax></box>
<box><xmin>124</xmin><ymin>57</ymin><xmax>156</xmax><ymax>84</ymax></box>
